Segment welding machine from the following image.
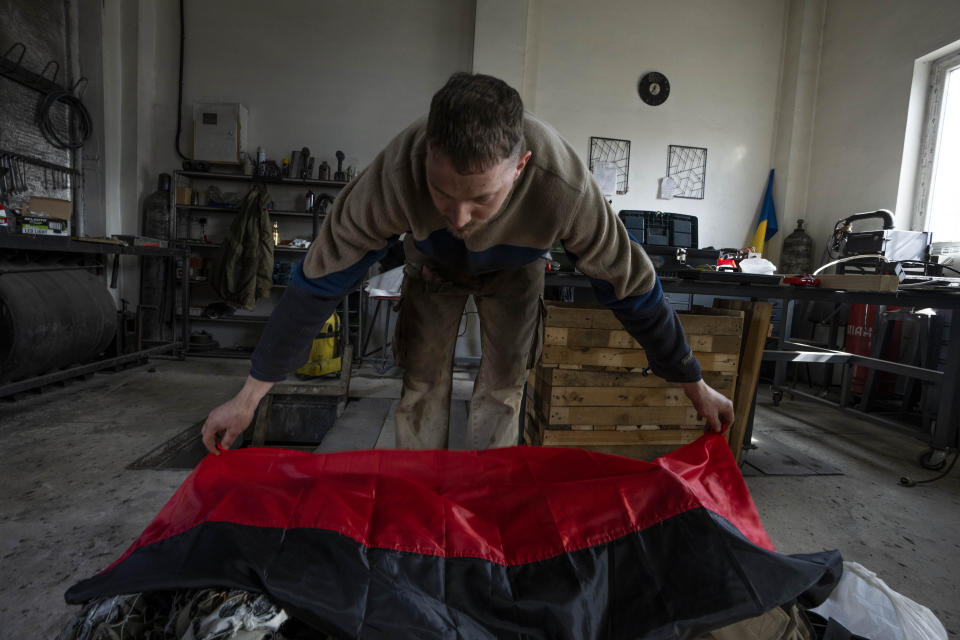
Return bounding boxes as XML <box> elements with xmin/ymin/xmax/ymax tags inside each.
<box><xmin>832</xmin><ymin>210</ymin><xmax>931</xmax><ymax>271</ymax></box>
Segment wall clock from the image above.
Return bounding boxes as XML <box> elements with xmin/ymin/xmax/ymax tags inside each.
<box><xmin>638</xmin><ymin>72</ymin><xmax>670</xmax><ymax>106</ymax></box>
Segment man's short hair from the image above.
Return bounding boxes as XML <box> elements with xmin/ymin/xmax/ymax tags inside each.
<box><xmin>426</xmin><ymin>72</ymin><xmax>524</xmax><ymax>174</ymax></box>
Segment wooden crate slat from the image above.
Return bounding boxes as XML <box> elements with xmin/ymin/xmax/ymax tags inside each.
<box><xmin>678</xmin><ymin>315</ymin><xmax>743</xmax><ymax>336</ymax></box>
<box><xmin>548</xmin><ymin>405</ymin><xmax>700</xmax><ymax>426</ymax></box>
<box><xmin>544</xmin><ymin>327</ymin><xmax>741</xmax><ymax>353</ymax></box>
<box><xmin>544</xmin><ymin>303</ymin><xmax>623</xmax><ymax>329</ymax></box>
<box><xmin>542</xmin><ymin>428</ymin><xmax>703</xmax><ymax>447</ymax></box>
<box><xmin>540</xmin><ymin>422</ymin><xmax>707</xmax><ymax>431</ymax></box>
<box><xmin>544</xmin><ymin>303</ymin><xmax>743</xmax><ymax>335</ymax></box>
<box><xmin>551</xmin><ymin>387</ymin><xmax>686</xmax><ymax>407</ymax></box>
<box><xmin>541</xmin><ymin>346</ymin><xmax>739</xmax><ymax>372</ymax></box>
<box><xmin>536</xmin><ymin>367</ymin><xmax>735</xmax><ymax>390</ymax></box>
<box><xmin>549</xmin><ymin>383</ymin><xmax>735</xmax><ymax>407</ymax></box>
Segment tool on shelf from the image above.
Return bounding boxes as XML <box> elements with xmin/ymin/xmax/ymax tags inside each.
<box><xmin>256</xmin><ymin>146</ymin><xmax>266</xmax><ymax>176</ymax></box>
<box><xmin>334</xmin><ymin>150</ymin><xmax>347</xmax><ymax>181</ymax></box>
<box><xmin>299</xmin><ymin>147</ymin><xmax>311</xmax><ymax>179</ymax></box>
<box><xmin>0</xmin><ymin>149</ymin><xmax>76</xmax><ymax>194</ymax></box>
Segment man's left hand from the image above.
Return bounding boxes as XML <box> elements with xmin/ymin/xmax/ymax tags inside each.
<box><xmin>681</xmin><ymin>379</ymin><xmax>735</xmax><ymax>433</ymax></box>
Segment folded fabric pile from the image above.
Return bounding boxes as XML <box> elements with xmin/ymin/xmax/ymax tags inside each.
<box><xmin>65</xmin><ymin>434</ymin><xmax>842</xmax><ymax>639</ymax></box>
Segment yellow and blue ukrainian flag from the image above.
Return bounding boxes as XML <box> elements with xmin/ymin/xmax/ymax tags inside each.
<box><xmin>751</xmin><ymin>169</ymin><xmax>778</xmax><ymax>255</ymax></box>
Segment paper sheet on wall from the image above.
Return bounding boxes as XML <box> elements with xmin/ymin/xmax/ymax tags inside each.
<box><xmin>593</xmin><ymin>162</ymin><xmax>618</xmax><ymax>196</ymax></box>
<box><xmin>659</xmin><ymin>176</ymin><xmax>677</xmax><ymax>199</ymax></box>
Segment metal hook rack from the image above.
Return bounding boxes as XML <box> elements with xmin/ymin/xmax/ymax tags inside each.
<box><xmin>0</xmin><ymin>42</ymin><xmax>85</xmax><ymax>98</ymax></box>
<box><xmin>41</xmin><ymin>60</ymin><xmax>59</xmax><ymax>83</ymax></box>
<box><xmin>0</xmin><ymin>148</ymin><xmax>80</xmax><ymax>194</ymax></box>
<box><xmin>72</xmin><ymin>77</ymin><xmax>87</xmax><ymax>99</ymax></box>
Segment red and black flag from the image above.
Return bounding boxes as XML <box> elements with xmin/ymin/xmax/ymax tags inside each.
<box><xmin>67</xmin><ymin>434</ymin><xmax>840</xmax><ymax>638</ymax></box>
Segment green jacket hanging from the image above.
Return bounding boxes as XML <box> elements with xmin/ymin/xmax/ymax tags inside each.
<box><xmin>210</xmin><ymin>187</ymin><xmax>274</xmax><ymax>311</ymax></box>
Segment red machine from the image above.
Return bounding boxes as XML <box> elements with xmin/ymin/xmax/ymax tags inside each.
<box><xmin>846</xmin><ymin>303</ymin><xmax>902</xmax><ymax>395</ymax></box>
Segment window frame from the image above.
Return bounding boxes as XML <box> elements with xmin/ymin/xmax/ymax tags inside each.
<box><xmin>914</xmin><ymin>49</ymin><xmax>960</xmax><ymax>237</ymax></box>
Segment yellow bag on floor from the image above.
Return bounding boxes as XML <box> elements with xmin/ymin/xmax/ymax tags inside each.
<box><xmin>296</xmin><ymin>312</ymin><xmax>342</xmax><ymax>377</ymax></box>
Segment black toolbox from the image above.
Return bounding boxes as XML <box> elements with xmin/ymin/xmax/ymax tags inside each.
<box><xmin>618</xmin><ymin>210</ymin><xmax>699</xmax><ymax>248</ymax></box>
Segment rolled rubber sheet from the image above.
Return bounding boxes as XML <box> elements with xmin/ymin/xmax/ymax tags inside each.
<box><xmin>67</xmin><ymin>433</ymin><xmax>840</xmax><ymax>639</ymax></box>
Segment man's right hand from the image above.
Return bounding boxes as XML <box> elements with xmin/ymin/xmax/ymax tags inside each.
<box><xmin>201</xmin><ymin>375</ymin><xmax>275</xmax><ymax>455</ymax></box>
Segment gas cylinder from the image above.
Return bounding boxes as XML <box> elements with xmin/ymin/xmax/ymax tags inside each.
<box><xmin>846</xmin><ymin>303</ymin><xmax>902</xmax><ymax>396</ymax></box>
<box><xmin>780</xmin><ymin>219</ymin><xmax>814</xmax><ymax>274</ymax></box>
<box><xmin>140</xmin><ymin>173</ymin><xmax>172</xmax><ymax>341</ymax></box>
<box><xmin>141</xmin><ymin>173</ymin><xmax>172</xmax><ymax>240</ymax></box>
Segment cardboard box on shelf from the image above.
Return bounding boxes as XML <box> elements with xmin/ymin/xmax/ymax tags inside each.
<box><xmin>176</xmin><ymin>186</ymin><xmax>193</xmax><ymax>205</ymax></box>
<box><xmin>20</xmin><ymin>197</ymin><xmax>72</xmax><ymax>236</ymax></box>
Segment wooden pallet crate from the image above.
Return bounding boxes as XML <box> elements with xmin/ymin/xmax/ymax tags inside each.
<box><xmin>525</xmin><ymin>302</ymin><xmax>746</xmax><ymax>458</ymax></box>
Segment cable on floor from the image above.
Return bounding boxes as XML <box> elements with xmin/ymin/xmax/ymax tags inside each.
<box><xmin>898</xmin><ymin>449</ymin><xmax>958</xmax><ymax>487</ymax></box>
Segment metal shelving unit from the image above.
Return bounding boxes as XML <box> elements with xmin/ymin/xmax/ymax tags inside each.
<box><xmin>177</xmin><ymin>170</ymin><xmax>348</xmax><ymax>189</ymax></box>
<box><xmin>182</xmin><ymin>240</ymin><xmax>310</xmax><ymax>253</ymax></box>
<box><xmin>172</xmin><ymin>170</ymin><xmax>363</xmax><ymax>360</ymax></box>
<box><xmin>177</xmin><ymin>314</ymin><xmax>272</xmax><ymax>324</ymax></box>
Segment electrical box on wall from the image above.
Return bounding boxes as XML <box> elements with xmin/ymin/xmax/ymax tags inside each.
<box><xmin>192</xmin><ymin>103</ymin><xmax>248</xmax><ymax>164</ymax></box>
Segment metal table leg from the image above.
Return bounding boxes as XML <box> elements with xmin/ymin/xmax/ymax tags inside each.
<box><xmin>772</xmin><ymin>297</ymin><xmax>794</xmax><ymax>405</ymax></box>
<box><xmin>926</xmin><ymin>313</ymin><xmax>960</xmax><ymax>465</ymax></box>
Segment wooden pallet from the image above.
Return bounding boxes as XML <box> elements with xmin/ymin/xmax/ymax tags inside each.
<box><xmin>526</xmin><ymin>302</ymin><xmax>748</xmax><ymax>458</ymax></box>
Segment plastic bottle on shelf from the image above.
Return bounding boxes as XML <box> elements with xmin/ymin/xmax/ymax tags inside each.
<box><xmin>272</xmin><ymin>221</ymin><xmax>279</xmax><ymax>246</ymax></box>
<box><xmin>257</xmin><ymin>146</ymin><xmax>266</xmax><ymax>176</ymax></box>
<box><xmin>141</xmin><ymin>173</ymin><xmax>172</xmax><ymax>240</ymax></box>
<box><xmin>305</xmin><ymin>189</ymin><xmax>315</xmax><ymax>212</ymax></box>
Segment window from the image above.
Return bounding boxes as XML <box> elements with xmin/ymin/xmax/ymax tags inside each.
<box><xmin>916</xmin><ymin>51</ymin><xmax>960</xmax><ymax>244</ymax></box>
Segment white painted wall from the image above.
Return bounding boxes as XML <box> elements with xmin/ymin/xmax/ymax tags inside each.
<box><xmin>99</xmin><ymin>0</ymin><xmax>142</xmax><ymax>304</ymax></box>
<box><xmin>105</xmin><ymin>1</ymin><xmax>142</xmax><ymax>239</ymax></box>
<box><xmin>473</xmin><ymin>0</ymin><xmax>528</xmax><ymax>93</ymax></box>
<box><xmin>767</xmin><ymin>0</ymin><xmax>824</xmax><ymax>265</ymax></box>
<box><xmin>522</xmin><ymin>0</ymin><xmax>788</xmax><ymax>250</ymax></box>
<box><xmin>140</xmin><ymin>0</ymin><xmax>475</xmax><ymax>192</ymax></box>
<box><xmin>803</xmin><ymin>0</ymin><xmax>960</xmax><ymax>248</ymax></box>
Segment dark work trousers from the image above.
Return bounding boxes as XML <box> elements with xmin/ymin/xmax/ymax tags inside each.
<box><xmin>393</xmin><ymin>238</ymin><xmax>544</xmax><ymax>450</ymax></box>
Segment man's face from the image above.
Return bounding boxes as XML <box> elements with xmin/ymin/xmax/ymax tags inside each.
<box><xmin>425</xmin><ymin>146</ymin><xmax>532</xmax><ymax>239</ymax></box>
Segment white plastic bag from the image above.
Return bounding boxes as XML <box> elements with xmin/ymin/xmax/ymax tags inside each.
<box><xmin>739</xmin><ymin>256</ymin><xmax>777</xmax><ymax>274</ymax></box>
<box><xmin>810</xmin><ymin>561</ymin><xmax>947</xmax><ymax>640</ymax></box>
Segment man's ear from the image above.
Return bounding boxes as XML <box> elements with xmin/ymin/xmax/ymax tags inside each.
<box><xmin>514</xmin><ymin>150</ymin><xmax>533</xmax><ymax>178</ymax></box>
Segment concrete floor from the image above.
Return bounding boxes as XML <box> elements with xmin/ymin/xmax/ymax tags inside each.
<box><xmin>1</xmin><ymin>358</ymin><xmax>958</xmax><ymax>638</ymax></box>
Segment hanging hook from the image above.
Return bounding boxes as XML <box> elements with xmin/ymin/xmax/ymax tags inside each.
<box><xmin>40</xmin><ymin>60</ymin><xmax>60</xmax><ymax>83</ymax></box>
<box><xmin>2</xmin><ymin>42</ymin><xmax>26</xmax><ymax>67</ymax></box>
<box><xmin>72</xmin><ymin>77</ymin><xmax>88</xmax><ymax>99</ymax></box>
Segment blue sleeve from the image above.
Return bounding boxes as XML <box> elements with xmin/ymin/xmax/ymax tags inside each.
<box><xmin>249</xmin><ymin>240</ymin><xmax>397</xmax><ymax>381</ymax></box>
<box><xmin>563</xmin><ymin>234</ymin><xmax>702</xmax><ymax>383</ymax></box>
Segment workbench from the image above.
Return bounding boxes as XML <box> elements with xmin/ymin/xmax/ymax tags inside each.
<box><xmin>546</xmin><ymin>273</ymin><xmax>960</xmax><ymax>466</ymax></box>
